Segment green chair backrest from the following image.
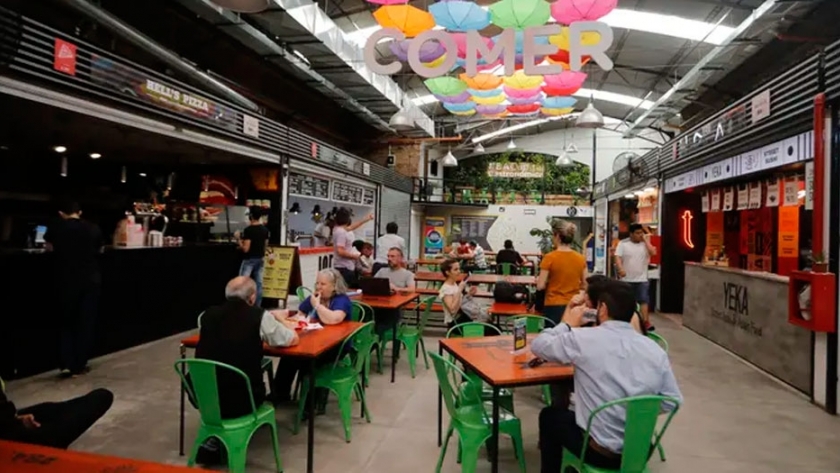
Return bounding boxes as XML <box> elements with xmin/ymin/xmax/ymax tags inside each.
<box><xmin>416</xmin><ymin>296</ymin><xmax>437</xmax><ymax>333</ymax></box>
<box><xmin>196</xmin><ymin>310</ymin><xmax>206</xmax><ymax>328</ymax></box>
<box><xmin>429</xmin><ymin>353</ymin><xmax>486</xmax><ymax>420</ymax></box>
<box><xmin>506</xmin><ymin>315</ymin><xmax>555</xmax><ymax>334</ymax></box>
<box><xmin>296</xmin><ymin>286</ymin><xmax>312</xmax><ymax>302</ymax></box>
<box><xmin>351</xmin><ymin>301</ymin><xmax>374</xmax><ymax>322</ymax></box>
<box><xmin>333</xmin><ymin>322</ymin><xmax>376</xmax><ymax>373</ymax></box>
<box><xmin>499</xmin><ymin>263</ymin><xmax>513</xmax><ymax>276</ymax></box>
<box><xmin>446</xmin><ymin>322</ymin><xmax>501</xmax><ymax>339</ymax></box>
<box><xmin>582</xmin><ymin>395</ymin><xmax>681</xmax><ymax>471</ymax></box>
<box><xmin>646</xmin><ymin>332</ymin><xmax>669</xmax><ymax>352</ymax></box>
<box><xmin>174</xmin><ymin>359</ymin><xmax>258</xmax><ymax>426</ymax></box>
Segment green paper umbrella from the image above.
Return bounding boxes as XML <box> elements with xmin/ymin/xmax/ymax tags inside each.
<box><xmin>489</xmin><ymin>0</ymin><xmax>551</xmax><ymax>29</ymax></box>
<box><xmin>424</xmin><ymin>76</ymin><xmax>468</xmax><ymax>97</ymax></box>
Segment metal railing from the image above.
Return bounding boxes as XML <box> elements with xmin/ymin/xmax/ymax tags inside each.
<box><xmin>412</xmin><ymin>177</ymin><xmax>583</xmax><ymax>206</ymax></box>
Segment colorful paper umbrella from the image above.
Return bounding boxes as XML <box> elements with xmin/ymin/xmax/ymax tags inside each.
<box><xmin>444</xmin><ymin>101</ymin><xmax>478</xmax><ymax>113</ymax></box>
<box><xmin>450</xmin><ymin>33</ymin><xmax>494</xmax><ymax>59</ymax></box>
<box><xmin>541</xmin><ymin>107</ymin><xmax>575</xmax><ymax>116</ymax></box>
<box><xmin>423</xmin><ymin>54</ymin><xmax>449</xmax><ymax>69</ymax></box>
<box><xmin>503</xmin><ymin>71</ymin><xmax>544</xmax><ymax>89</ymax></box>
<box><xmin>544</xmin><ymin>71</ymin><xmax>587</xmax><ymax>90</ymax></box>
<box><xmin>430</xmin><ymin>1</ymin><xmax>491</xmax><ymax>32</ymax></box>
<box><xmin>468</xmin><ymin>88</ymin><xmax>503</xmax><ymax>98</ymax></box>
<box><xmin>551</xmin><ymin>0</ymin><xmax>618</xmax><ymax>25</ymax></box>
<box><xmin>508</xmin><ymin>103</ymin><xmax>541</xmax><ymax>115</ymax></box>
<box><xmin>476</xmin><ymin>104</ymin><xmax>507</xmax><ymax>115</ymax></box>
<box><xmin>549</xmin><ymin>27</ymin><xmax>601</xmax><ymax>50</ymax></box>
<box><xmin>451</xmin><ymin>109</ymin><xmax>477</xmax><ymax>117</ymax></box>
<box><xmin>508</xmin><ymin>94</ymin><xmax>543</xmax><ymax>105</ymax></box>
<box><xmin>434</xmin><ymin>91</ymin><xmax>472</xmax><ymax>103</ymax></box>
<box><xmin>366</xmin><ymin>0</ymin><xmax>410</xmax><ymax>4</ymax></box>
<box><xmin>476</xmin><ymin>59</ymin><xmax>503</xmax><ymax>71</ymax></box>
<box><xmin>374</xmin><ymin>5</ymin><xmax>436</xmax><ymax>38</ymax></box>
<box><xmin>472</xmin><ymin>94</ymin><xmax>507</xmax><ymax>105</ymax></box>
<box><xmin>424</xmin><ymin>76</ymin><xmax>468</xmax><ymax>96</ymax></box>
<box><xmin>482</xmin><ymin>112</ymin><xmax>510</xmax><ymax>119</ymax></box>
<box><xmin>460</xmin><ymin>73</ymin><xmax>503</xmax><ymax>90</ymax></box>
<box><xmin>390</xmin><ymin>39</ymin><xmax>445</xmax><ymax>62</ymax></box>
<box><xmin>542</xmin><ymin>84</ymin><xmax>582</xmax><ymax>96</ymax></box>
<box><xmin>542</xmin><ymin>96</ymin><xmax>577</xmax><ymax>109</ymax></box>
<box><xmin>504</xmin><ymin>85</ymin><xmax>542</xmax><ymax>98</ymax></box>
<box><xmin>489</xmin><ymin>0</ymin><xmax>551</xmax><ymax>29</ymax></box>
<box><xmin>547</xmin><ymin>49</ymin><xmax>591</xmax><ymax>68</ymax></box>
<box><xmin>495</xmin><ymin>30</ymin><xmax>550</xmax><ymax>54</ymax></box>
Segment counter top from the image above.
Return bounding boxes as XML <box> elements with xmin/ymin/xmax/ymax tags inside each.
<box><xmin>298</xmin><ymin>246</ymin><xmax>333</xmax><ymax>255</ymax></box>
<box><xmin>0</xmin><ymin>243</ymin><xmax>236</xmax><ymax>256</ymax></box>
<box><xmin>685</xmin><ymin>261</ymin><xmax>789</xmax><ymax>284</ymax></box>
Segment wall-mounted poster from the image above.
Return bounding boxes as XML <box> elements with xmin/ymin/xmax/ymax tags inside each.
<box><xmin>723</xmin><ymin>187</ymin><xmax>734</xmax><ymax>211</ymax></box>
<box><xmin>424</xmin><ymin>217</ymin><xmax>446</xmax><ymax>255</ymax></box>
<box><xmin>766</xmin><ymin>177</ymin><xmax>780</xmax><ymax>207</ymax></box>
<box><xmin>710</xmin><ymin>189</ymin><xmax>721</xmax><ymax>212</ymax></box>
<box><xmin>737</xmin><ymin>184</ymin><xmax>749</xmax><ymax>211</ymax></box>
<box><xmin>783</xmin><ymin>176</ymin><xmax>800</xmax><ymax>207</ymax></box>
<box><xmin>748</xmin><ymin>182</ymin><xmax>762</xmax><ymax>209</ymax></box>
<box><xmin>701</xmin><ymin>191</ymin><xmax>710</xmax><ymax>213</ymax></box>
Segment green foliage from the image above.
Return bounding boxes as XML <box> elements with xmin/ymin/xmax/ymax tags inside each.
<box><xmin>530</xmin><ymin>217</ymin><xmax>583</xmax><ymax>255</ymax></box>
<box><xmin>444</xmin><ymin>151</ymin><xmax>590</xmax><ymax>196</ymax></box>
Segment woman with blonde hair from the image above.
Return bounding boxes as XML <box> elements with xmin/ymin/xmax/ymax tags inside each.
<box><xmin>536</xmin><ymin>219</ymin><xmax>588</xmax><ymax>324</ymax></box>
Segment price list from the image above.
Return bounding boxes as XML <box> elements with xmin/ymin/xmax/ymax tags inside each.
<box><xmin>289</xmin><ymin>172</ymin><xmax>330</xmax><ymax>200</ymax></box>
<box><xmin>363</xmin><ymin>188</ymin><xmax>375</xmax><ymax>206</ymax></box>
<box><xmin>333</xmin><ymin>181</ymin><xmax>364</xmax><ymax>204</ymax></box>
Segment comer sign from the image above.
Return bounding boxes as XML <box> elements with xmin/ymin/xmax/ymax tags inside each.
<box><xmin>364</xmin><ymin>23</ymin><xmax>614</xmax><ymax>79</ymax></box>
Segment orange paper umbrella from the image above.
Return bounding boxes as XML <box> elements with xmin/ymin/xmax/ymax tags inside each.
<box><xmin>502</xmin><ymin>70</ymin><xmax>544</xmax><ymax>90</ymax></box>
<box><xmin>374</xmin><ymin>5</ymin><xmax>436</xmax><ymax>38</ymax></box>
<box><xmin>460</xmin><ymin>73</ymin><xmax>503</xmax><ymax>90</ymax></box>
<box><xmin>547</xmin><ymin>49</ymin><xmax>592</xmax><ymax>69</ymax></box>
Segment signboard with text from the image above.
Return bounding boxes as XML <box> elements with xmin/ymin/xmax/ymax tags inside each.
<box><xmin>263</xmin><ymin>246</ymin><xmax>302</xmax><ymax>302</ymax></box>
<box><xmin>487</xmin><ymin>162</ymin><xmax>545</xmax><ymax>179</ymax></box>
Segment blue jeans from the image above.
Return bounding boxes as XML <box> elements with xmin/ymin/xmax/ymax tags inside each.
<box><xmin>628</xmin><ymin>281</ymin><xmax>650</xmax><ymax>305</ymax></box>
<box><xmin>239</xmin><ymin>258</ymin><xmax>265</xmax><ymax>306</ymax></box>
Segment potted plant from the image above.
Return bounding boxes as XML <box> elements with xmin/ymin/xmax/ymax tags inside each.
<box><xmin>812</xmin><ymin>251</ymin><xmax>828</xmax><ymax>273</ymax></box>
<box><xmin>531</xmin><ymin>217</ymin><xmax>584</xmax><ymax>255</ymax></box>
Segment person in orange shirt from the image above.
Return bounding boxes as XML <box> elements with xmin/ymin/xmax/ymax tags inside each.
<box><xmin>537</xmin><ymin>219</ymin><xmax>588</xmax><ymax>324</ymax></box>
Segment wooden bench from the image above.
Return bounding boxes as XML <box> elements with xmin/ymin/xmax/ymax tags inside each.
<box><xmin>415</xmin><ymin>288</ymin><xmax>494</xmax><ymax>298</ymax></box>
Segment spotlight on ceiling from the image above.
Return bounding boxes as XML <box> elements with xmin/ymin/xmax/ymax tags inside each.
<box><xmin>289</xmin><ymin>202</ymin><xmax>301</xmax><ymax>214</ymax></box>
<box><xmin>89</xmin><ymin>153</ymin><xmax>101</xmax><ymax>159</ymax></box>
<box><xmin>53</xmin><ymin>146</ymin><xmax>67</xmax><ymax>153</ymax></box>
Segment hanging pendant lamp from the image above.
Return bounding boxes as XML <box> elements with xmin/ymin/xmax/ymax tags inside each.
<box><xmin>389</xmin><ymin>109</ymin><xmax>415</xmax><ymax>131</ymax></box>
<box><xmin>507</xmin><ymin>138</ymin><xmax>517</xmax><ymax>150</ymax></box>
<box><xmin>442</xmin><ymin>149</ymin><xmax>458</xmax><ymax>167</ymax></box>
<box><xmin>555</xmin><ymin>153</ymin><xmax>574</xmax><ymax>167</ymax></box>
<box><xmin>475</xmin><ymin>143</ymin><xmax>485</xmax><ymax>153</ymax></box>
<box><xmin>576</xmin><ymin>101</ymin><xmax>605</xmax><ymax>129</ymax></box>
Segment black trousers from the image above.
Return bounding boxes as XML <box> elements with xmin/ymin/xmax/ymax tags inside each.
<box><xmin>336</xmin><ymin>267</ymin><xmax>357</xmax><ymax>289</ymax></box>
<box><xmin>7</xmin><ymin>389</ymin><xmax>113</xmax><ymax>449</ymax></box>
<box><xmin>375</xmin><ymin>309</ymin><xmax>402</xmax><ymax>358</ymax></box>
<box><xmin>539</xmin><ymin>405</ymin><xmax>621</xmax><ymax>473</ymax></box>
<box><xmin>59</xmin><ymin>282</ymin><xmax>101</xmax><ymax>373</ymax></box>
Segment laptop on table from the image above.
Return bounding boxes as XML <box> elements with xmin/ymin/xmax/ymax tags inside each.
<box><xmin>359</xmin><ymin>277</ymin><xmax>392</xmax><ymax>297</ymax></box>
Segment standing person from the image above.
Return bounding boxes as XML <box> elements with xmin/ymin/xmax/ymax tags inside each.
<box><xmin>235</xmin><ymin>206</ymin><xmax>270</xmax><ymax>306</ymax></box>
<box><xmin>495</xmin><ymin>239</ymin><xmax>528</xmax><ymax>274</ymax></box>
<box><xmin>313</xmin><ymin>214</ymin><xmax>332</xmax><ymax>247</ymax></box>
<box><xmin>44</xmin><ymin>199</ymin><xmax>104</xmax><ymax>378</ymax></box>
<box><xmin>614</xmin><ymin>224</ymin><xmax>657</xmax><ymax>331</ymax></box>
<box><xmin>536</xmin><ymin>219</ymin><xmax>588</xmax><ymax>325</ymax></box>
<box><xmin>331</xmin><ymin>208</ymin><xmax>374</xmax><ymax>288</ymax></box>
<box><xmin>374</xmin><ymin>248</ymin><xmax>416</xmax><ymax>342</ymax></box>
<box><xmin>373</xmin><ymin>222</ymin><xmax>406</xmax><ymax>275</ymax></box>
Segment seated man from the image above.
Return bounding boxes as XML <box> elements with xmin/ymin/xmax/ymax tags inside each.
<box><xmin>531</xmin><ymin>281</ymin><xmax>682</xmax><ymax>473</ymax></box>
<box><xmin>495</xmin><ymin>239</ymin><xmax>527</xmax><ymax>274</ymax></box>
<box><xmin>194</xmin><ymin>276</ymin><xmax>299</xmax><ymax>463</ymax></box>
<box><xmin>0</xmin><ymin>381</ymin><xmax>113</xmax><ymax>449</ymax></box>
<box><xmin>373</xmin><ymin>247</ymin><xmax>416</xmax><ymax>342</ymax></box>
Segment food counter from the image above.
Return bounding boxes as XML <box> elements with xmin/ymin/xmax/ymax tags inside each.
<box><xmin>683</xmin><ymin>262</ymin><xmax>812</xmax><ymax>393</ymax></box>
<box><xmin>0</xmin><ymin>244</ymin><xmax>240</xmax><ymax>378</ymax></box>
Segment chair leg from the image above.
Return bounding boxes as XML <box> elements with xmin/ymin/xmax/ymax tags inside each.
<box><xmin>186</xmin><ymin>431</ymin><xmax>207</xmax><ymax>467</ymax></box>
<box><xmin>657</xmin><ymin>442</ymin><xmax>667</xmax><ymax>461</ymax></box>
<box><xmin>541</xmin><ymin>384</ymin><xmax>552</xmax><ymax>406</ymax></box>
<box><xmin>511</xmin><ymin>431</ymin><xmax>527</xmax><ymax>473</ymax></box>
<box><xmin>459</xmin><ymin>441</ymin><xmax>481</xmax><ymax>473</ymax></box>
<box><xmin>267</xmin><ymin>421</ymin><xmax>284</xmax><ymax>472</ymax></box>
<box><xmin>405</xmin><ymin>340</ymin><xmax>418</xmax><ymax>378</ymax></box>
<box><xmin>292</xmin><ymin>380</ymin><xmax>311</xmax><ymax>435</ymax></box>
<box><xmin>225</xmin><ymin>440</ymin><xmax>248</xmax><ymax>473</ymax></box>
<box><xmin>420</xmin><ymin>338</ymin><xmax>429</xmax><ymax>370</ymax></box>
<box><xmin>356</xmin><ymin>383</ymin><xmax>372</xmax><ymax>423</ymax></box>
<box><xmin>435</xmin><ymin>424</ymin><xmax>455</xmax><ymax>473</ymax></box>
<box><xmin>335</xmin><ymin>385</ymin><xmax>355</xmax><ymax>443</ymax></box>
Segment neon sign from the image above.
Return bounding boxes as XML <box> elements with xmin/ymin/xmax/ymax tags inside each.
<box><xmin>681</xmin><ymin>210</ymin><xmax>695</xmax><ymax>249</ymax></box>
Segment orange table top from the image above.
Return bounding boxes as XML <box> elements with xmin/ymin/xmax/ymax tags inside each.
<box><xmin>414</xmin><ymin>272</ymin><xmax>535</xmax><ymax>286</ymax></box>
<box><xmin>440</xmin><ymin>336</ymin><xmax>573</xmax><ymax>388</ymax></box>
<box><xmin>0</xmin><ymin>440</ymin><xmax>214</xmax><ymax>473</ymax></box>
<box><xmin>489</xmin><ymin>302</ymin><xmax>543</xmax><ymax>317</ymax></box>
<box><xmin>352</xmin><ymin>292</ymin><xmax>419</xmax><ymax>309</ymax></box>
<box><xmin>181</xmin><ymin>321</ymin><xmax>364</xmax><ymax>358</ymax></box>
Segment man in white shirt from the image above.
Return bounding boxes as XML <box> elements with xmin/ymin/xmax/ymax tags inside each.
<box><xmin>614</xmin><ymin>224</ymin><xmax>657</xmax><ymax>330</ymax></box>
<box><xmin>531</xmin><ymin>281</ymin><xmax>682</xmax><ymax>473</ymax></box>
<box><xmin>374</xmin><ymin>222</ymin><xmax>406</xmax><ymax>275</ymax></box>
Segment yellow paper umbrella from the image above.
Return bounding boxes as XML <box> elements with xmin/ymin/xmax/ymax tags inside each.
<box><xmin>502</xmin><ymin>70</ymin><xmax>544</xmax><ymax>90</ymax></box>
<box><xmin>472</xmin><ymin>94</ymin><xmax>507</xmax><ymax>105</ymax></box>
<box><xmin>482</xmin><ymin>112</ymin><xmax>510</xmax><ymax>119</ymax></box>
<box><xmin>460</xmin><ymin>73</ymin><xmax>504</xmax><ymax>90</ymax></box>
<box><xmin>423</xmin><ymin>54</ymin><xmax>448</xmax><ymax>69</ymax></box>
<box><xmin>549</xmin><ymin>26</ymin><xmax>601</xmax><ymax>50</ymax></box>
<box><xmin>541</xmin><ymin>107</ymin><xmax>575</xmax><ymax>116</ymax></box>
<box><xmin>451</xmin><ymin>109</ymin><xmax>477</xmax><ymax>117</ymax></box>
<box><xmin>373</xmin><ymin>5</ymin><xmax>436</xmax><ymax>38</ymax></box>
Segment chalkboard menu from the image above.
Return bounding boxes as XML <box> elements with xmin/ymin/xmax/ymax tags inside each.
<box><xmin>289</xmin><ymin>172</ymin><xmax>330</xmax><ymax>200</ymax></box>
<box><xmin>333</xmin><ymin>181</ymin><xmax>364</xmax><ymax>204</ymax></box>
<box><xmin>363</xmin><ymin>188</ymin><xmax>376</xmax><ymax>206</ymax></box>
<box><xmin>451</xmin><ymin>215</ymin><xmax>498</xmax><ymax>250</ymax></box>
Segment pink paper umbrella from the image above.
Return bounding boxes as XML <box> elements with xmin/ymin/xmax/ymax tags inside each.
<box><xmin>543</xmin><ymin>71</ymin><xmax>587</xmax><ymax>90</ymax></box>
<box><xmin>477</xmin><ymin>104</ymin><xmax>508</xmax><ymax>115</ymax></box>
<box><xmin>389</xmin><ymin>39</ymin><xmax>446</xmax><ymax>62</ymax></box>
<box><xmin>450</xmin><ymin>32</ymin><xmax>494</xmax><ymax>59</ymax></box>
<box><xmin>508</xmin><ymin>94</ymin><xmax>543</xmax><ymax>105</ymax></box>
<box><xmin>551</xmin><ymin>0</ymin><xmax>618</xmax><ymax>24</ymax></box>
<box><xmin>504</xmin><ymin>85</ymin><xmax>543</xmax><ymax>98</ymax></box>
<box><xmin>434</xmin><ymin>91</ymin><xmax>472</xmax><ymax>103</ymax></box>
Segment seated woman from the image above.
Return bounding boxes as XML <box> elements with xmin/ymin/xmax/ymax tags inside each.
<box><xmin>272</xmin><ymin>268</ymin><xmax>352</xmax><ymax>403</ymax></box>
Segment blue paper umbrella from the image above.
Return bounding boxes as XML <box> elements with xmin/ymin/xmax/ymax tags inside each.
<box><xmin>541</xmin><ymin>96</ymin><xmax>577</xmax><ymax>109</ymax></box>
<box><xmin>429</xmin><ymin>1</ymin><xmax>491</xmax><ymax>32</ymax></box>
<box><xmin>468</xmin><ymin>87</ymin><xmax>503</xmax><ymax>98</ymax></box>
<box><xmin>495</xmin><ymin>30</ymin><xmax>550</xmax><ymax>54</ymax></box>
<box><xmin>443</xmin><ymin>101</ymin><xmax>478</xmax><ymax>113</ymax></box>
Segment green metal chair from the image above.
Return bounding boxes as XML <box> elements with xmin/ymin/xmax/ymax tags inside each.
<box><xmin>174</xmin><ymin>359</ymin><xmax>283</xmax><ymax>473</ymax></box>
<box><xmin>560</xmin><ymin>395</ymin><xmax>681</xmax><ymax>473</ymax></box>
<box><xmin>461</xmin><ymin>189</ymin><xmax>474</xmax><ymax>204</ymax></box>
<box><xmin>504</xmin><ymin>315</ymin><xmax>556</xmax><ymax>405</ymax></box>
<box><xmin>506</xmin><ymin>191</ymin><xmax>517</xmax><ymax>204</ymax></box>
<box><xmin>351</xmin><ymin>301</ymin><xmax>378</xmax><ymax>386</ymax></box>
<box><xmin>430</xmin><ymin>353</ymin><xmax>526</xmax><ymax>473</ymax></box>
<box><xmin>296</xmin><ymin>286</ymin><xmax>312</xmax><ymax>302</ymax></box>
<box><xmin>293</xmin><ymin>322</ymin><xmax>375</xmax><ymax>442</ymax></box>
<box><xmin>645</xmin><ymin>331</ymin><xmax>669</xmax><ymax>461</ymax></box>
<box><xmin>377</xmin><ymin>296</ymin><xmax>436</xmax><ymax>378</ymax></box>
<box><xmin>446</xmin><ymin>322</ymin><xmax>515</xmax><ymax>414</ymax></box>
<box><xmin>498</xmin><ymin>262</ymin><xmax>513</xmax><ymax>276</ymax></box>
<box><xmin>477</xmin><ymin>189</ymin><xmax>490</xmax><ymax>204</ymax></box>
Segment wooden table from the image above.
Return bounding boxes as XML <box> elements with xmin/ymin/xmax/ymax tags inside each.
<box><xmin>414</xmin><ymin>272</ymin><xmax>536</xmax><ymax>286</ymax></box>
<box><xmin>0</xmin><ymin>440</ymin><xmax>215</xmax><ymax>473</ymax></box>
<box><xmin>179</xmin><ymin>321</ymin><xmax>364</xmax><ymax>473</ymax></box>
<box><xmin>488</xmin><ymin>302</ymin><xmax>544</xmax><ymax>325</ymax></box>
<box><xmin>438</xmin><ymin>337</ymin><xmax>573</xmax><ymax>473</ymax></box>
<box><xmin>353</xmin><ymin>292</ymin><xmax>419</xmax><ymax>383</ymax></box>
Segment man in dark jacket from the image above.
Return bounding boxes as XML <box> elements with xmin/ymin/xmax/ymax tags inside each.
<box><xmin>0</xmin><ymin>380</ymin><xmax>113</xmax><ymax>449</ymax></box>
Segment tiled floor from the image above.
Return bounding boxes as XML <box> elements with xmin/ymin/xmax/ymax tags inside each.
<box><xmin>5</xmin><ymin>314</ymin><xmax>840</xmax><ymax>472</ymax></box>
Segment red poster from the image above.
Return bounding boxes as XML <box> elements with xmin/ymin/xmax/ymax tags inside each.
<box><xmin>53</xmin><ymin>38</ymin><xmax>77</xmax><ymax>76</ymax></box>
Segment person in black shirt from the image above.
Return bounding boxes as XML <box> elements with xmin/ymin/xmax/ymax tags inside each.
<box><xmin>235</xmin><ymin>207</ymin><xmax>270</xmax><ymax>306</ymax></box>
<box><xmin>0</xmin><ymin>380</ymin><xmax>113</xmax><ymax>449</ymax></box>
<box><xmin>495</xmin><ymin>239</ymin><xmax>527</xmax><ymax>274</ymax></box>
<box><xmin>44</xmin><ymin>200</ymin><xmax>104</xmax><ymax>378</ymax></box>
